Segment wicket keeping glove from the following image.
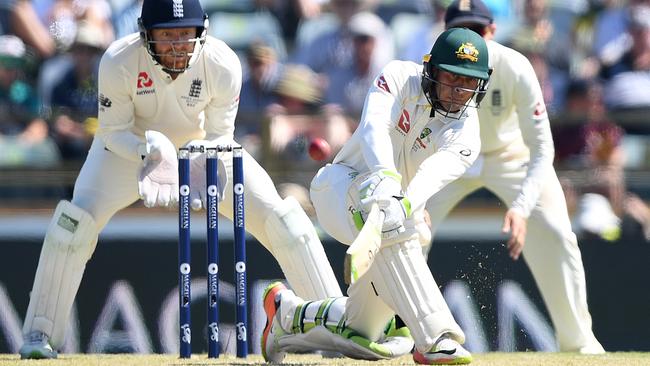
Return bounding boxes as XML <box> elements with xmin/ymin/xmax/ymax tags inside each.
<box><xmin>138</xmin><ymin>130</ymin><xmax>179</xmax><ymax>207</ymax></box>
<box><xmin>358</xmin><ymin>169</ymin><xmax>412</xmax><ymax>239</ymax></box>
<box><xmin>185</xmin><ymin>140</ymin><xmax>228</xmax><ymax>211</ymax></box>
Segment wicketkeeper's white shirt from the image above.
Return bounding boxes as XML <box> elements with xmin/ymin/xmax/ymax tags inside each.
<box><xmin>95</xmin><ymin>33</ymin><xmax>242</xmax><ymax>161</ymax></box>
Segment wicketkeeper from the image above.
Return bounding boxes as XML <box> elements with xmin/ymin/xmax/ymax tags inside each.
<box><xmin>19</xmin><ymin>0</ymin><xmax>342</xmax><ymax>359</ymax></box>
<box><xmin>261</xmin><ymin>27</ymin><xmax>491</xmax><ymax>365</ymax></box>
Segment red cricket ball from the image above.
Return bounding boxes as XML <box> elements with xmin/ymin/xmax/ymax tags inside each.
<box><xmin>308</xmin><ymin>137</ymin><xmax>332</xmax><ymax>161</ymax></box>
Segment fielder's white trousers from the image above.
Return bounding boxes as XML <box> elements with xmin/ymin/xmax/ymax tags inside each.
<box><xmin>426</xmin><ymin>146</ymin><xmax>604</xmax><ymax>352</ymax></box>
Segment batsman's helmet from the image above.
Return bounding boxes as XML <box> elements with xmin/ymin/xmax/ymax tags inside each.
<box><xmin>421</xmin><ymin>27</ymin><xmax>491</xmax><ymax>118</ymax></box>
<box><xmin>138</xmin><ymin>0</ymin><xmax>209</xmax><ymax>73</ymax></box>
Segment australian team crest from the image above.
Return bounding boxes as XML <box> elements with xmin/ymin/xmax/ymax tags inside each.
<box><xmin>455</xmin><ymin>43</ymin><xmax>479</xmax><ymax>62</ymax></box>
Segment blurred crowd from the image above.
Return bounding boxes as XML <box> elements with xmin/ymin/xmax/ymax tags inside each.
<box><xmin>1</xmin><ymin>0</ymin><xmax>650</xmax><ymax>240</ymax></box>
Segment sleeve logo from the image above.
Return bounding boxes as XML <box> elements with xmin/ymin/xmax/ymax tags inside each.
<box><xmin>533</xmin><ymin>101</ymin><xmax>546</xmax><ymax>117</ymax></box>
<box><xmin>377</xmin><ymin>75</ymin><xmax>391</xmax><ymax>93</ymax></box>
<box><xmin>397</xmin><ymin>109</ymin><xmax>411</xmax><ymax>133</ymax></box>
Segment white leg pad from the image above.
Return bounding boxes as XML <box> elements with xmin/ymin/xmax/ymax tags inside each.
<box><xmin>264</xmin><ymin>196</ymin><xmax>342</xmax><ymax>300</ymax></box>
<box><xmin>22</xmin><ymin>200</ymin><xmax>98</xmax><ymax>348</ymax></box>
<box><xmin>366</xmin><ymin>238</ymin><xmax>465</xmax><ymax>353</ymax></box>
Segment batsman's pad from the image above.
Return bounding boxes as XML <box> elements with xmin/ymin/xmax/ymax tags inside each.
<box><xmin>264</xmin><ymin>196</ymin><xmax>342</xmax><ymax>300</ymax></box>
<box><xmin>275</xmin><ymin>291</ymin><xmax>413</xmax><ymax>360</ymax></box>
<box><xmin>364</xmin><ymin>238</ymin><xmax>465</xmax><ymax>352</ymax></box>
<box><xmin>22</xmin><ymin>200</ymin><xmax>98</xmax><ymax>348</ymax></box>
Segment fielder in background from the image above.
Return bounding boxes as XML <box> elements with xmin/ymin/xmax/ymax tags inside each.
<box><xmin>19</xmin><ymin>0</ymin><xmax>342</xmax><ymax>359</ymax></box>
<box><xmin>261</xmin><ymin>27</ymin><xmax>491</xmax><ymax>365</ymax></box>
<box><xmin>425</xmin><ymin>0</ymin><xmax>604</xmax><ymax>354</ymax></box>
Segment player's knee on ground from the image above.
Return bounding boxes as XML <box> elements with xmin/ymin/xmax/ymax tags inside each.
<box><xmin>264</xmin><ymin>196</ymin><xmax>342</xmax><ymax>299</ymax></box>
<box><xmin>22</xmin><ymin>200</ymin><xmax>99</xmax><ymax>348</ymax></box>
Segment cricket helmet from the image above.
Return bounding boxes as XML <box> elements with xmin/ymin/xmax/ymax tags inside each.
<box><xmin>138</xmin><ymin>0</ymin><xmax>209</xmax><ymax>73</ymax></box>
<box><xmin>421</xmin><ymin>27</ymin><xmax>491</xmax><ymax>117</ymax></box>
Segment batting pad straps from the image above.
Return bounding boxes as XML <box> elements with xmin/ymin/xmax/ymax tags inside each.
<box><xmin>277</xmin><ymin>294</ymin><xmax>410</xmax><ymax>360</ymax></box>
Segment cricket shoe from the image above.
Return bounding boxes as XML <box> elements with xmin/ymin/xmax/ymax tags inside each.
<box><xmin>261</xmin><ymin>281</ymin><xmax>288</xmax><ymax>363</ymax></box>
<box><xmin>380</xmin><ymin>316</ymin><xmax>414</xmax><ymax>354</ymax></box>
<box><xmin>413</xmin><ymin>333</ymin><xmax>472</xmax><ymax>365</ymax></box>
<box><xmin>19</xmin><ymin>331</ymin><xmax>57</xmax><ymax>359</ymax></box>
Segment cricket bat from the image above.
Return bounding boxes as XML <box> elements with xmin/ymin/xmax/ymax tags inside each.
<box><xmin>344</xmin><ymin>203</ymin><xmax>385</xmax><ymax>285</ymax></box>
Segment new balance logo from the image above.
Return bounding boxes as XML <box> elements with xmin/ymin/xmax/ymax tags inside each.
<box><xmin>99</xmin><ymin>93</ymin><xmax>112</xmax><ymax>108</ymax></box>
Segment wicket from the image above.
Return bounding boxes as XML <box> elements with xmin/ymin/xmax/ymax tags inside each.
<box><xmin>178</xmin><ymin>145</ymin><xmax>248</xmax><ymax>359</ymax></box>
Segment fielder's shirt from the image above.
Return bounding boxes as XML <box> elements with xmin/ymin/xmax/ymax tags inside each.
<box><xmin>478</xmin><ymin>40</ymin><xmax>555</xmax><ymax>218</ymax></box>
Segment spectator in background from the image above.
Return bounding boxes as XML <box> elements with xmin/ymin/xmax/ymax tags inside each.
<box><xmin>263</xmin><ymin>64</ymin><xmax>350</xmax><ymax>166</ymax></box>
<box><xmin>323</xmin><ymin>11</ymin><xmax>386</xmax><ymax>119</ymax></box>
<box><xmin>570</xmin><ymin>121</ymin><xmax>650</xmax><ymax>243</ymax></box>
<box><xmin>42</xmin><ymin>0</ymin><xmax>114</xmax><ymax>52</ymax></box>
<box><xmin>593</xmin><ymin>0</ymin><xmax>644</xmax><ymax>68</ymax></box>
<box><xmin>556</xmin><ymin>79</ymin><xmax>650</xmax><ymax>243</ymax></box>
<box><xmin>506</xmin><ymin>0</ymin><xmax>553</xmax><ymax>53</ymax></box>
<box><xmin>504</xmin><ymin>0</ymin><xmax>570</xmax><ymax>111</ymax></box>
<box><xmin>400</xmin><ymin>0</ymin><xmax>448</xmax><ymax>63</ymax></box>
<box><xmin>112</xmin><ymin>0</ymin><xmax>143</xmax><ymax>39</ymax></box>
<box><xmin>256</xmin><ymin>0</ymin><xmax>324</xmax><ymax>48</ymax></box>
<box><xmin>568</xmin><ymin>1</ymin><xmax>604</xmax><ymax>81</ymax></box>
<box><xmin>602</xmin><ymin>5</ymin><xmax>650</xmax><ymax>109</ymax></box>
<box><xmin>553</xmin><ymin>79</ymin><xmax>605</xmax><ymax>169</ymax></box>
<box><xmin>291</xmin><ymin>0</ymin><xmax>393</xmax><ymax>77</ymax></box>
<box><xmin>48</xmin><ymin>21</ymin><xmax>105</xmax><ymax>161</ymax></box>
<box><xmin>0</xmin><ymin>35</ymin><xmax>59</xmax><ymax>167</ymax></box>
<box><xmin>237</xmin><ymin>42</ymin><xmax>283</xmax><ymax>158</ymax></box>
<box><xmin>1</xmin><ymin>0</ymin><xmax>56</xmax><ymax>59</ymax></box>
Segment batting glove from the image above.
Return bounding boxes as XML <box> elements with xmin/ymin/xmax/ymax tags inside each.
<box><xmin>357</xmin><ymin>169</ymin><xmax>412</xmax><ymax>239</ymax></box>
<box><xmin>138</xmin><ymin>130</ymin><xmax>179</xmax><ymax>207</ymax></box>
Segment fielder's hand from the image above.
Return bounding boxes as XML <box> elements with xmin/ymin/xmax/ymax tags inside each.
<box><xmin>138</xmin><ymin>130</ymin><xmax>179</xmax><ymax>207</ymax></box>
<box><xmin>502</xmin><ymin>208</ymin><xmax>526</xmax><ymax>260</ymax></box>
<box><xmin>358</xmin><ymin>170</ymin><xmax>412</xmax><ymax>240</ymax></box>
<box><xmin>185</xmin><ymin>140</ymin><xmax>228</xmax><ymax>210</ymax></box>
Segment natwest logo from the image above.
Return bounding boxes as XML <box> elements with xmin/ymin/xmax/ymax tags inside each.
<box><xmin>137</xmin><ymin>72</ymin><xmax>153</xmax><ymax>89</ymax></box>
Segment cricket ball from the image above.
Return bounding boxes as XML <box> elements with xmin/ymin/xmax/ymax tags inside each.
<box><xmin>308</xmin><ymin>137</ymin><xmax>332</xmax><ymax>161</ymax></box>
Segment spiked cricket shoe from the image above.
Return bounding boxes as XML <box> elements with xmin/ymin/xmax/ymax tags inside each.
<box><xmin>19</xmin><ymin>331</ymin><xmax>57</xmax><ymax>359</ymax></box>
<box><xmin>413</xmin><ymin>333</ymin><xmax>472</xmax><ymax>365</ymax></box>
<box><xmin>261</xmin><ymin>281</ymin><xmax>288</xmax><ymax>363</ymax></box>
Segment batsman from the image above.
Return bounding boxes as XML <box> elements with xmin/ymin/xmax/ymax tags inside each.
<box><xmin>19</xmin><ymin>0</ymin><xmax>341</xmax><ymax>359</ymax></box>
<box><xmin>261</xmin><ymin>28</ymin><xmax>491</xmax><ymax>365</ymax></box>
